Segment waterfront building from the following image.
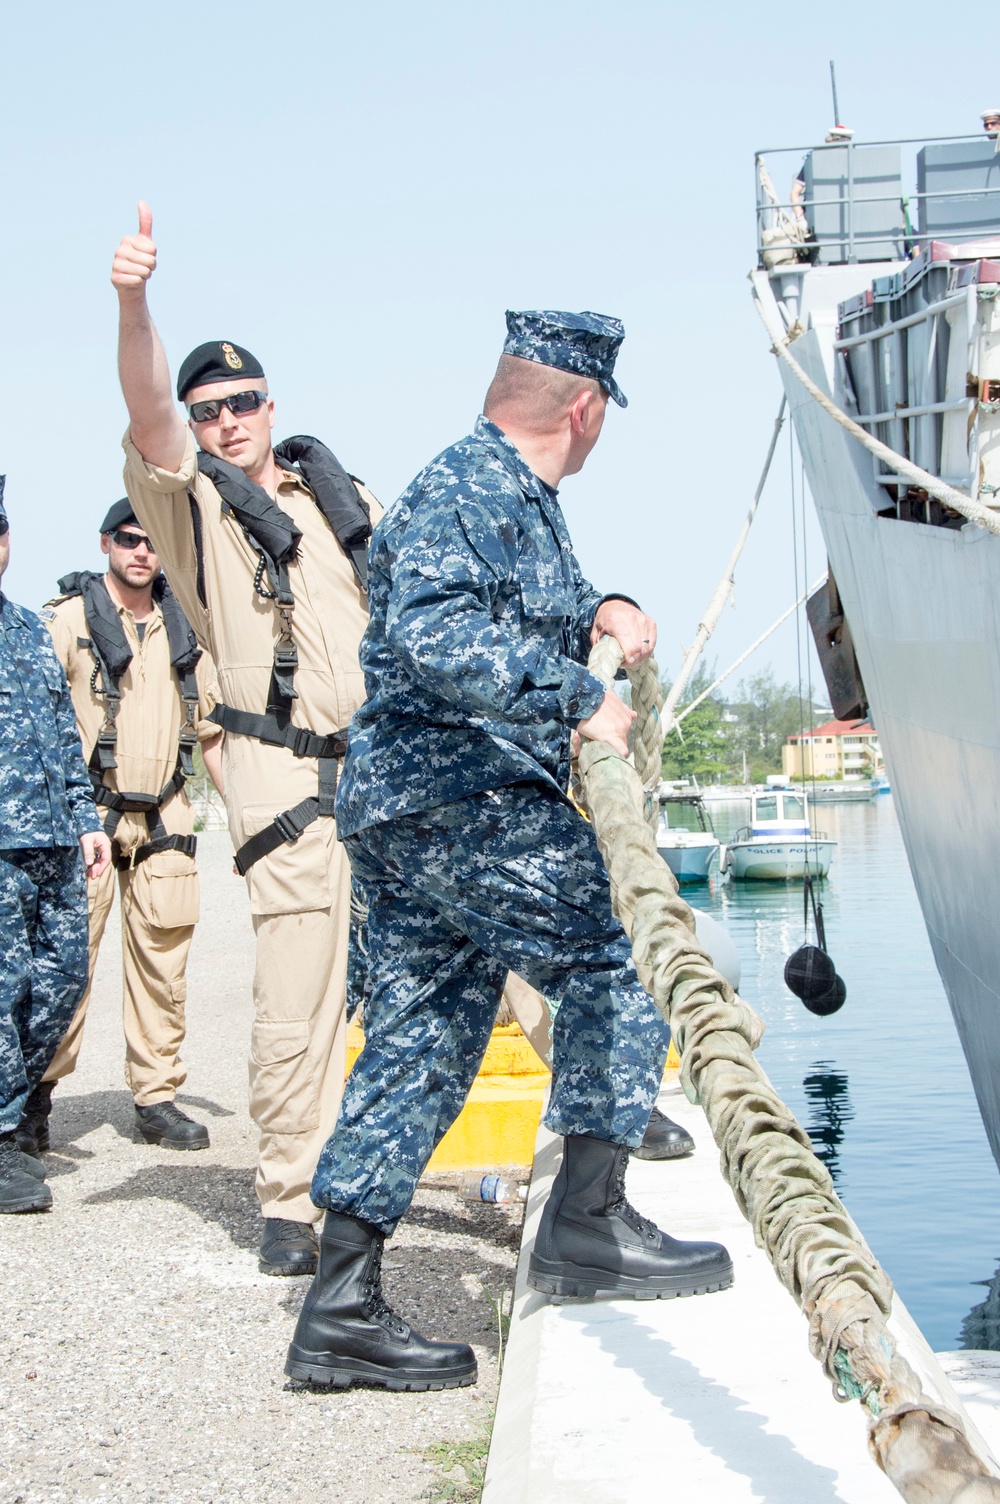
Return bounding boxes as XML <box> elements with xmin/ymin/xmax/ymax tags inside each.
<box><xmin>782</xmin><ymin>718</ymin><xmax>883</xmax><ymax>782</ymax></box>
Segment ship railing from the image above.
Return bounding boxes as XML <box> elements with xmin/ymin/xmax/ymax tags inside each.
<box><xmin>832</xmin><ymin>274</ymin><xmax>992</xmax><ymax>510</ymax></box>
<box><xmin>755</xmin><ymin>133</ymin><xmax>1000</xmax><ymax>268</ymax></box>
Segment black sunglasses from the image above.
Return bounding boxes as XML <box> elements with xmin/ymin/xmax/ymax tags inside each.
<box><xmin>187</xmin><ymin>389</ymin><xmax>268</xmax><ymax>423</ymax></box>
<box><xmin>111</xmin><ymin>528</ymin><xmax>155</xmax><ymax>552</ymax></box>
<box><xmin>0</xmin><ymin>519</ymin><xmax>8</xmax><ymax>538</ymax></box>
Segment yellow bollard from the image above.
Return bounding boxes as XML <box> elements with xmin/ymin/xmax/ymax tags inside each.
<box><xmin>345</xmin><ymin>1020</ymin><xmax>681</xmax><ymax>1173</ymax></box>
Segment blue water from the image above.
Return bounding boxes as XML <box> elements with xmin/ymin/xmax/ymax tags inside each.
<box><xmin>685</xmin><ymin>794</ymin><xmax>1000</xmax><ymax>1353</ymax></box>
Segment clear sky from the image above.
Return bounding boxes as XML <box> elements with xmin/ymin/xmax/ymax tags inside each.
<box><xmin>0</xmin><ymin>1</ymin><xmax>989</xmax><ymax>698</ymax></box>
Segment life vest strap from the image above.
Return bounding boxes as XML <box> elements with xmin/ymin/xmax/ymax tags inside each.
<box><xmin>114</xmin><ymin>831</ymin><xmax>198</xmax><ymax>871</ymax></box>
<box><xmin>208</xmin><ymin>703</ymin><xmax>347</xmax><ymax>761</ymax></box>
<box><xmin>234</xmin><ymin>797</ymin><xmax>320</xmax><ymax>876</ymax></box>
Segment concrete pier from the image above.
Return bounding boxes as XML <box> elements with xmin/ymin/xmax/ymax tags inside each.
<box><xmin>485</xmin><ymin>1076</ymin><xmax>998</xmax><ymax>1503</ymax></box>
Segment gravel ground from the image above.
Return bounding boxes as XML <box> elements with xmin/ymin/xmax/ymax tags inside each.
<box><xmin>0</xmin><ymin>832</ymin><xmax>524</xmax><ymax>1504</ymax></box>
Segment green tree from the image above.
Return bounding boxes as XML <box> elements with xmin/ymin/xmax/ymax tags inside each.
<box><xmin>723</xmin><ymin>669</ymin><xmax>822</xmax><ymax>783</ymax></box>
<box><xmin>660</xmin><ymin>663</ymin><xmax>729</xmax><ymax>783</ymax></box>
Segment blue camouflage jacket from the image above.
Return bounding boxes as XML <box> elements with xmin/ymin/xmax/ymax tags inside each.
<box><xmin>336</xmin><ymin>416</ymin><xmax>611</xmax><ymax>837</ymax></box>
<box><xmin>0</xmin><ymin>595</ymin><xmax>100</xmax><ymax>849</ymax></box>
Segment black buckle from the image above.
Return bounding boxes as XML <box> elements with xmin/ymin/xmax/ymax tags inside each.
<box><xmin>274</xmin><ymin>809</ymin><xmax>308</xmax><ymax>844</ymax></box>
<box><xmin>290</xmin><ymin>726</ymin><xmax>315</xmax><ymax>757</ymax></box>
<box><xmin>122</xmin><ymin>792</ymin><xmax>161</xmax><ymax>812</ymax></box>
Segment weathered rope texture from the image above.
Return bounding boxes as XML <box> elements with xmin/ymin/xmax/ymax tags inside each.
<box><xmin>578</xmin><ymin>635</ymin><xmax>1000</xmax><ymax>1502</ymax></box>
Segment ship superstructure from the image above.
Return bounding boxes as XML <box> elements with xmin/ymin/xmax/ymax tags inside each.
<box><xmin>752</xmin><ymin>131</ymin><xmax>1000</xmax><ymax>1172</ymax></box>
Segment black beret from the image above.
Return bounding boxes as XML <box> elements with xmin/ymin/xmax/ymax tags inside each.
<box><xmin>177</xmin><ymin>340</ymin><xmax>265</xmax><ymax>401</ymax></box>
<box><xmin>101</xmin><ymin>498</ymin><xmax>138</xmax><ymax>534</ymax></box>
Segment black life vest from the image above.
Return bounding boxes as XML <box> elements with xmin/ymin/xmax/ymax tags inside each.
<box><xmin>53</xmin><ymin>571</ymin><xmax>202</xmax><ymax>868</ymax></box>
<box><xmin>190</xmin><ymin>436</ymin><xmax>371</xmax><ymax>875</ymax></box>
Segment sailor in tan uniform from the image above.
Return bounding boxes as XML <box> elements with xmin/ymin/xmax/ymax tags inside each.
<box><xmin>19</xmin><ymin>501</ymin><xmax>223</xmax><ymax>1156</ymax></box>
<box><xmin>111</xmin><ymin>203</ymin><xmax>379</xmax><ymax>1275</ymax></box>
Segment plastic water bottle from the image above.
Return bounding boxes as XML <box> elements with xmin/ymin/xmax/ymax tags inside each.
<box><xmin>460</xmin><ymin>1173</ymin><xmax>528</xmax><ymax>1204</ymax></box>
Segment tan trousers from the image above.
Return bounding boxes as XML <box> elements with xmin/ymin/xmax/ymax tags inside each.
<box><xmin>503</xmin><ymin>972</ymin><xmax>553</xmax><ymax>1065</ymax></box>
<box><xmin>45</xmin><ymin>851</ymin><xmax>199</xmax><ymax>1105</ymax></box>
<box><xmin>247</xmin><ymin>824</ymin><xmax>350</xmax><ymax>1224</ymax></box>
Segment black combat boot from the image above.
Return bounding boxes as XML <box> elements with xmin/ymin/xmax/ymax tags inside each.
<box><xmin>528</xmin><ymin>1134</ymin><xmax>733</xmax><ymax>1300</ymax></box>
<box><xmin>259</xmin><ymin>1218</ymin><xmax>319</xmax><ymax>1276</ymax></box>
<box><xmin>632</xmin><ymin>1105</ymin><xmax>696</xmax><ymax>1161</ymax></box>
<box><xmin>134</xmin><ymin>1101</ymin><xmax>210</xmax><ymax>1150</ymax></box>
<box><xmin>15</xmin><ymin>1081</ymin><xmax>54</xmax><ymax>1156</ymax></box>
<box><xmin>285</xmin><ymin>1211</ymin><xmax>478</xmax><ymax>1391</ymax></box>
<box><xmin>0</xmin><ymin>1134</ymin><xmax>52</xmax><ymax>1213</ymax></box>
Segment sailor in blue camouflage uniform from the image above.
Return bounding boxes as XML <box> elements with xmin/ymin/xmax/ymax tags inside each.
<box><xmin>286</xmin><ymin>312</ymin><xmax>733</xmax><ymax>1394</ymax></box>
<box><xmin>0</xmin><ymin>477</ymin><xmax>112</xmax><ymax>1213</ymax></box>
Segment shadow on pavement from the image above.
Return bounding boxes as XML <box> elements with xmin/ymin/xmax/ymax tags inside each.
<box><xmin>406</xmin><ymin>1196</ymin><xmax>524</xmax><ymax>1252</ymax></box>
<box><xmin>84</xmin><ymin>1161</ymin><xmax>260</xmax><ymax>1249</ymax></box>
<box><xmin>47</xmin><ymin>1087</ymin><xmax>234</xmax><ymax>1150</ymax></box>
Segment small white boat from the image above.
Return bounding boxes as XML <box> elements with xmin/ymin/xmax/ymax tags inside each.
<box><xmin>655</xmin><ymin>792</ymin><xmax>720</xmax><ymax>884</ymax></box>
<box><xmin>723</xmin><ymin>788</ymin><xmax>835</xmax><ymax>881</ymax></box>
<box><xmin>699</xmin><ymin>784</ymin><xmax>755</xmax><ymax>803</ymax></box>
<box><xmin>806</xmin><ymin>782</ymin><xmax>875</xmax><ymax>805</ymax></box>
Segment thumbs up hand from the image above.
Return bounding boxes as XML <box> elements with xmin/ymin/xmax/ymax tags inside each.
<box><xmin>111</xmin><ymin>201</ymin><xmax>157</xmax><ymax>295</ymax></box>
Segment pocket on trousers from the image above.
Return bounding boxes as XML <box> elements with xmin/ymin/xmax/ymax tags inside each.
<box><xmin>243</xmin><ymin>811</ymin><xmax>332</xmax><ymax>917</ymax></box>
<box><xmin>147</xmin><ymin>865</ymin><xmax>201</xmax><ymax>928</ymax></box>
<box><xmin>249</xmin><ymin>1019</ymin><xmax>318</xmax><ymax>1133</ymax></box>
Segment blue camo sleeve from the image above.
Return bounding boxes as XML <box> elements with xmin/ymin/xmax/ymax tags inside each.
<box><xmin>384</xmin><ymin>494</ymin><xmax>606</xmax><ymax>725</ymax></box>
<box><xmin>41</xmin><ymin>633</ymin><xmax>100</xmax><ymax>839</ymax></box>
<box><xmin>568</xmin><ymin>557</ymin><xmax>604</xmax><ymax>664</ymax></box>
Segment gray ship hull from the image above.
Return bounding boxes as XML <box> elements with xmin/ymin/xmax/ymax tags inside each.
<box><xmin>762</xmin><ymin>298</ymin><xmax>1000</xmax><ymax>1169</ymax></box>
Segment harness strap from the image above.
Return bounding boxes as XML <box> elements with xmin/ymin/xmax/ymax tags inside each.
<box><xmin>217</xmin><ymin>706</ymin><xmax>346</xmax><ymax>874</ymax></box>
<box><xmin>178</xmin><ymin>667</ymin><xmax>201</xmax><ymax>779</ymax></box>
<box><xmin>317</xmin><ymin>755</ymin><xmax>338</xmax><ymax>818</ymax></box>
<box><xmin>55</xmin><ymin>573</ymin><xmax>204</xmax><ymax>847</ymax></box>
<box><xmin>234</xmin><ymin>798</ymin><xmax>320</xmax><ymax>877</ymax></box>
<box><xmin>114</xmin><ymin>831</ymin><xmax>198</xmax><ymax>871</ymax></box>
<box><xmin>94</xmin><ymin>762</ymin><xmax>189</xmax><ymax>853</ymax></box>
<box><xmin>233</xmin><ymin>754</ymin><xmax>340</xmax><ymax>875</ymax></box>
<box><xmin>208</xmin><ymin>703</ymin><xmax>347</xmax><ymax>761</ymax></box>
<box><xmin>92</xmin><ymin>764</ymin><xmax>187</xmax><ymax>816</ymax></box>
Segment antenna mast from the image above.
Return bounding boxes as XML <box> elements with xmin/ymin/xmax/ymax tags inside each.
<box><xmin>829</xmin><ymin>60</ymin><xmax>841</xmax><ymax>126</ymax></box>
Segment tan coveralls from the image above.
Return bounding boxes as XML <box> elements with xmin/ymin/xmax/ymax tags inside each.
<box><xmin>123</xmin><ymin>431</ymin><xmax>378</xmax><ymax>1222</ymax></box>
<box><xmin>44</xmin><ymin>590</ymin><xmax>219</xmax><ymax>1105</ymax></box>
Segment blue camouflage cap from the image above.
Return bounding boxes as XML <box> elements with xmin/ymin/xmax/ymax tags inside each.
<box><xmin>503</xmin><ymin>309</ymin><xmax>627</xmax><ymax>407</ymax></box>
<box><xmin>0</xmin><ymin>475</ymin><xmax>6</xmax><ymax>523</ymax></box>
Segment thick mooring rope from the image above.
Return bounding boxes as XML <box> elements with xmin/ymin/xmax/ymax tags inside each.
<box><xmin>751</xmin><ymin>276</ymin><xmax>1000</xmax><ymax>540</ymax></box>
<box><xmin>579</xmin><ymin>636</ymin><xmax>1000</xmax><ymax>1502</ymax></box>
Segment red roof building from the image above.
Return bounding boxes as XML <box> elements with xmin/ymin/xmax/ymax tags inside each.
<box><xmin>782</xmin><ymin>719</ymin><xmax>882</xmax><ymax>781</ymax></box>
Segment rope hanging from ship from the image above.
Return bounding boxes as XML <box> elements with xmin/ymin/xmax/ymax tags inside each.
<box><xmin>785</xmin><ymin>414</ymin><xmax>848</xmax><ymax>1014</ymax></box>
<box><xmin>655</xmin><ymin>386</ymin><xmax>846</xmax><ymax>1014</ymax></box>
<box><xmin>581</xmin><ymin>633</ymin><xmax>1000</xmax><ymax>1503</ymax></box>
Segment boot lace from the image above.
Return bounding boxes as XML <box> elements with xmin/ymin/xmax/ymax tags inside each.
<box><xmin>360</xmin><ymin>1240</ymin><xmax>409</xmax><ymax>1338</ymax></box>
<box><xmin>609</xmin><ymin>1148</ymin><xmax>659</xmax><ymax>1244</ymax></box>
<box><xmin>273</xmin><ymin>1220</ymin><xmax>316</xmax><ymax>1244</ymax></box>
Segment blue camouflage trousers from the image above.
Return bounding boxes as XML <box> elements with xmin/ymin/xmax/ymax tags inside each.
<box><xmin>312</xmin><ymin>781</ymin><xmax>670</xmax><ymax>1232</ymax></box>
<box><xmin>0</xmin><ymin>847</ymin><xmax>89</xmax><ymax>1133</ymax></box>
